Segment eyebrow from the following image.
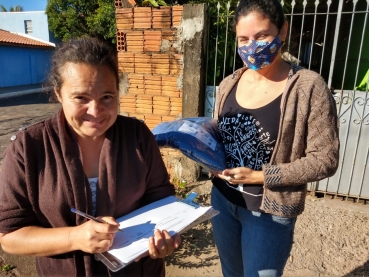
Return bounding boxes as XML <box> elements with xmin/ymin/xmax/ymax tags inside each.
<box><xmin>69</xmin><ymin>91</ymin><xmax>88</xmax><ymax>97</ymax></box>
<box><xmin>237</xmin><ymin>30</ymin><xmax>270</xmax><ymax>39</ymax></box>
<box><xmin>69</xmin><ymin>91</ymin><xmax>116</xmax><ymax>96</ymax></box>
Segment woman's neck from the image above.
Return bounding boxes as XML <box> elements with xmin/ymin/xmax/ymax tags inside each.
<box><xmin>77</xmin><ymin>136</ymin><xmax>105</xmax><ymax>178</ymax></box>
<box><xmin>77</xmin><ymin>134</ymin><xmax>105</xmax><ymax>148</ymax></box>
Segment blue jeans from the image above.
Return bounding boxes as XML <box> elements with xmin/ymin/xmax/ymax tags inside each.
<box><xmin>211</xmin><ymin>186</ymin><xmax>296</xmax><ymax>277</ymax></box>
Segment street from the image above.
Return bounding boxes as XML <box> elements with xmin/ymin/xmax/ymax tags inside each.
<box><xmin>0</xmin><ymin>93</ymin><xmax>61</xmax><ymax>164</ymax></box>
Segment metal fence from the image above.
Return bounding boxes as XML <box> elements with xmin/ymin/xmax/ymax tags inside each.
<box><xmin>204</xmin><ymin>0</ymin><xmax>369</xmax><ymax>202</ymax></box>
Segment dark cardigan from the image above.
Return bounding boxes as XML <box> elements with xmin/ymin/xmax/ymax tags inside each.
<box><xmin>0</xmin><ymin>110</ymin><xmax>175</xmax><ymax>276</ymax></box>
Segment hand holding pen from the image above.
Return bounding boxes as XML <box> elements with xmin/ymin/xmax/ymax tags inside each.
<box><xmin>68</xmin><ymin>209</ymin><xmax>120</xmax><ymax>254</ymax></box>
<box><xmin>71</xmin><ymin>208</ymin><xmax>124</xmax><ymax>233</ymax></box>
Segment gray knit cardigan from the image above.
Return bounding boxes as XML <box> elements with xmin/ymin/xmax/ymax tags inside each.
<box><xmin>214</xmin><ymin>64</ymin><xmax>340</xmax><ymax>217</ymax></box>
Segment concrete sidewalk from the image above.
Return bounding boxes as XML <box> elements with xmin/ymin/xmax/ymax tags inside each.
<box><xmin>0</xmin><ymin>84</ymin><xmax>51</xmax><ymax>100</ymax></box>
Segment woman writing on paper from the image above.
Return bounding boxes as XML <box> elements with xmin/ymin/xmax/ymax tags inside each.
<box><xmin>210</xmin><ymin>0</ymin><xmax>339</xmax><ymax>276</ymax></box>
<box><xmin>0</xmin><ymin>37</ymin><xmax>180</xmax><ymax>276</ymax></box>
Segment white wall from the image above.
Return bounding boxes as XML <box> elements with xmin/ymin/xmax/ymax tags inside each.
<box><xmin>0</xmin><ymin>11</ymin><xmax>50</xmax><ymax>42</ymax></box>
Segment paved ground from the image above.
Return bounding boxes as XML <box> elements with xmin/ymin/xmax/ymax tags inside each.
<box><xmin>0</xmin><ymin>93</ymin><xmax>61</xmax><ymax>169</ymax></box>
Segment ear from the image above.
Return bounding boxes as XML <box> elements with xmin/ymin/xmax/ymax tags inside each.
<box><xmin>54</xmin><ymin>87</ymin><xmax>62</xmax><ymax>103</ymax></box>
<box><xmin>279</xmin><ymin>21</ymin><xmax>289</xmax><ymax>42</ymax></box>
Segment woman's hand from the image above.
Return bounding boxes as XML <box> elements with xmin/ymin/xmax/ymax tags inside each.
<box><xmin>214</xmin><ymin>167</ymin><xmax>264</xmax><ymax>185</ymax></box>
<box><xmin>0</xmin><ymin>216</ymin><xmax>120</xmax><ymax>257</ymax></box>
<box><xmin>148</xmin><ymin>229</ymin><xmax>181</xmax><ymax>259</ymax></box>
<box><xmin>69</xmin><ymin>216</ymin><xmax>119</xmax><ymax>254</ymax></box>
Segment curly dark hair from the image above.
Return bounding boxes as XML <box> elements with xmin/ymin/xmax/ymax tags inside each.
<box><xmin>46</xmin><ymin>36</ymin><xmax>119</xmax><ymax>98</ymax></box>
<box><xmin>234</xmin><ymin>0</ymin><xmax>286</xmax><ymax>31</ymax></box>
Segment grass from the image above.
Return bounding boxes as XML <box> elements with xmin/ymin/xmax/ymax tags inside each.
<box><xmin>1</xmin><ymin>264</ymin><xmax>15</xmax><ymax>272</ymax></box>
<box><xmin>172</xmin><ymin>177</ymin><xmax>189</xmax><ymax>199</ymax></box>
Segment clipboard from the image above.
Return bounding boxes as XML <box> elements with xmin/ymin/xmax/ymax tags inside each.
<box><xmin>95</xmin><ymin>192</ymin><xmax>219</xmax><ymax>272</ymax></box>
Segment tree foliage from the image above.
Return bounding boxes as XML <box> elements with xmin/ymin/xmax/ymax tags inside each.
<box><xmin>188</xmin><ymin>0</ymin><xmax>241</xmax><ymax>85</ymax></box>
<box><xmin>46</xmin><ymin>0</ymin><xmax>116</xmax><ymax>45</ymax></box>
<box><xmin>10</xmin><ymin>5</ymin><xmax>23</xmax><ymax>11</ymax></box>
<box><xmin>1</xmin><ymin>5</ymin><xmax>23</xmax><ymax>12</ymax></box>
<box><xmin>45</xmin><ymin>0</ymin><xmax>239</xmax><ymax>84</ymax></box>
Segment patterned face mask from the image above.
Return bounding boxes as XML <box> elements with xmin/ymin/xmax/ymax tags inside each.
<box><xmin>237</xmin><ymin>36</ymin><xmax>283</xmax><ymax>70</ymax></box>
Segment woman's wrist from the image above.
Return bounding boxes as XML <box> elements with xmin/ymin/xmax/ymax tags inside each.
<box><xmin>252</xmin><ymin>170</ymin><xmax>265</xmax><ymax>184</ymax></box>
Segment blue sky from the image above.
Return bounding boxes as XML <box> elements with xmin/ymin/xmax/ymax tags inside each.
<box><xmin>0</xmin><ymin>0</ymin><xmax>47</xmax><ymax>11</ymax></box>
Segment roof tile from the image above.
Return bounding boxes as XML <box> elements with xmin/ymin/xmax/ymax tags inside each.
<box><xmin>0</xmin><ymin>29</ymin><xmax>55</xmax><ymax>48</ymax></box>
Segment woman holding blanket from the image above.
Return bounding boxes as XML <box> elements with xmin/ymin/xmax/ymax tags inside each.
<box><xmin>211</xmin><ymin>0</ymin><xmax>339</xmax><ymax>276</ymax></box>
<box><xmin>0</xmin><ymin>37</ymin><xmax>180</xmax><ymax>277</ymax></box>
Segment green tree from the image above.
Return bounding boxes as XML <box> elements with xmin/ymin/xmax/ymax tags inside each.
<box><xmin>186</xmin><ymin>0</ymin><xmax>241</xmax><ymax>85</ymax></box>
<box><xmin>10</xmin><ymin>5</ymin><xmax>23</xmax><ymax>11</ymax></box>
<box><xmin>46</xmin><ymin>0</ymin><xmax>116</xmax><ymax>45</ymax></box>
<box><xmin>1</xmin><ymin>5</ymin><xmax>23</xmax><ymax>11</ymax></box>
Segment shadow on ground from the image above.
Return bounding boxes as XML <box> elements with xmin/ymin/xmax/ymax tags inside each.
<box><xmin>165</xmin><ymin>180</ymin><xmax>220</xmax><ymax>271</ymax></box>
<box><xmin>343</xmin><ymin>259</ymin><xmax>369</xmax><ymax>277</ymax></box>
<box><xmin>165</xmin><ymin>221</ymin><xmax>218</xmax><ymax>269</ymax></box>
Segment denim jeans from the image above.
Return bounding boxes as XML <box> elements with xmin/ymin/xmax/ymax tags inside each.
<box><xmin>211</xmin><ymin>186</ymin><xmax>296</xmax><ymax>277</ymax></box>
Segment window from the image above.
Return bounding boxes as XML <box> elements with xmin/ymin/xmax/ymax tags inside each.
<box><xmin>24</xmin><ymin>20</ymin><xmax>32</xmax><ymax>34</ymax></box>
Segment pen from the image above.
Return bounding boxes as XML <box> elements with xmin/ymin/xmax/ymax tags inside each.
<box><xmin>71</xmin><ymin>208</ymin><xmax>124</xmax><ymax>233</ymax></box>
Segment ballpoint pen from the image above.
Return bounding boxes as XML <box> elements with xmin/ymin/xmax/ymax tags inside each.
<box><xmin>71</xmin><ymin>208</ymin><xmax>124</xmax><ymax>233</ymax></box>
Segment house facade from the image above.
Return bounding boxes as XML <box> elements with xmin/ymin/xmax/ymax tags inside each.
<box><xmin>0</xmin><ymin>29</ymin><xmax>55</xmax><ymax>88</ymax></box>
<box><xmin>0</xmin><ymin>11</ymin><xmax>58</xmax><ymax>43</ymax></box>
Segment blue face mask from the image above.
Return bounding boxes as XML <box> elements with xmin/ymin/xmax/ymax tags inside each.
<box><xmin>237</xmin><ymin>36</ymin><xmax>283</xmax><ymax>70</ymax></box>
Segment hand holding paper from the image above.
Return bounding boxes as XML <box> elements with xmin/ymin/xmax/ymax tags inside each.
<box><xmin>148</xmin><ymin>229</ymin><xmax>181</xmax><ymax>259</ymax></box>
<box><xmin>133</xmin><ymin>229</ymin><xmax>181</xmax><ymax>262</ymax></box>
<box><xmin>95</xmin><ymin>193</ymin><xmax>219</xmax><ymax>272</ymax></box>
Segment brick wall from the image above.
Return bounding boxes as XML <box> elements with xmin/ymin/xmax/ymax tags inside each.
<box><xmin>115</xmin><ymin>2</ymin><xmax>187</xmax><ymax>181</ymax></box>
<box><xmin>115</xmin><ymin>4</ymin><xmax>184</xmax><ymax>130</ymax></box>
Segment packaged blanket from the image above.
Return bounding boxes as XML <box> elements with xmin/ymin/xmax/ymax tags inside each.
<box><xmin>152</xmin><ymin>117</ymin><xmax>226</xmax><ymax>172</ymax></box>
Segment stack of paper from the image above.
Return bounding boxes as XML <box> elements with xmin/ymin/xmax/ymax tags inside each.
<box><xmin>96</xmin><ymin>194</ymin><xmax>218</xmax><ymax>272</ymax></box>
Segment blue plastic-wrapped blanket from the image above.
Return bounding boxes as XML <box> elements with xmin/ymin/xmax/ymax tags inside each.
<box><xmin>152</xmin><ymin>117</ymin><xmax>226</xmax><ymax>172</ymax></box>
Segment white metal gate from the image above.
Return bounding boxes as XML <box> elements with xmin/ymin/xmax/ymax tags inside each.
<box><xmin>205</xmin><ymin>0</ymin><xmax>369</xmax><ymax>202</ymax></box>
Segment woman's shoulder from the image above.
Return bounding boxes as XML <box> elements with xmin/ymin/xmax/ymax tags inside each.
<box><xmin>116</xmin><ymin>115</ymin><xmax>152</xmax><ymax>135</ymax></box>
<box><xmin>2</xmin><ymin>113</ymin><xmax>60</xmax><ymax>159</ymax></box>
<box><xmin>291</xmin><ymin>64</ymin><xmax>326</xmax><ymax>84</ymax></box>
<box><xmin>221</xmin><ymin>68</ymin><xmax>247</xmax><ymax>84</ymax></box>
<box><xmin>116</xmin><ymin>115</ymin><xmax>146</xmax><ymax>128</ymax></box>
<box><xmin>218</xmin><ymin>68</ymin><xmax>247</xmax><ymax>97</ymax></box>
<box><xmin>288</xmin><ymin>64</ymin><xmax>333</xmax><ymax>100</ymax></box>
<box><xmin>9</xmin><ymin>112</ymin><xmax>59</xmax><ymax>143</ymax></box>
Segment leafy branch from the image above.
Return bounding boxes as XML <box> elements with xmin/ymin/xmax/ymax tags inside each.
<box><xmin>131</xmin><ymin>0</ymin><xmax>168</xmax><ymax>7</ymax></box>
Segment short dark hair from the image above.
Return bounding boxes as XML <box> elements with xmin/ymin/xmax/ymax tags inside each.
<box><xmin>234</xmin><ymin>0</ymin><xmax>286</xmax><ymax>31</ymax></box>
<box><xmin>47</xmin><ymin>36</ymin><xmax>119</xmax><ymax>96</ymax></box>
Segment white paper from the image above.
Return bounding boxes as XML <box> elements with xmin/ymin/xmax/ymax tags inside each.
<box><xmin>107</xmin><ymin>196</ymin><xmax>214</xmax><ymax>264</ymax></box>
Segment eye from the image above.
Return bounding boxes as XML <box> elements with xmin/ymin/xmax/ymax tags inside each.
<box><xmin>102</xmin><ymin>94</ymin><xmax>116</xmax><ymax>102</ymax></box>
<box><xmin>74</xmin><ymin>95</ymin><xmax>88</xmax><ymax>103</ymax></box>
<box><xmin>257</xmin><ymin>34</ymin><xmax>267</xmax><ymax>40</ymax></box>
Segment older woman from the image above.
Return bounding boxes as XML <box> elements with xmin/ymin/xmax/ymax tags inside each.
<box><xmin>0</xmin><ymin>37</ymin><xmax>180</xmax><ymax>276</ymax></box>
<box><xmin>210</xmin><ymin>0</ymin><xmax>339</xmax><ymax>276</ymax></box>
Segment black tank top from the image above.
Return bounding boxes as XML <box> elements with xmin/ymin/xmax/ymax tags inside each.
<box><xmin>213</xmin><ymin>82</ymin><xmax>281</xmax><ymax>211</ymax></box>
